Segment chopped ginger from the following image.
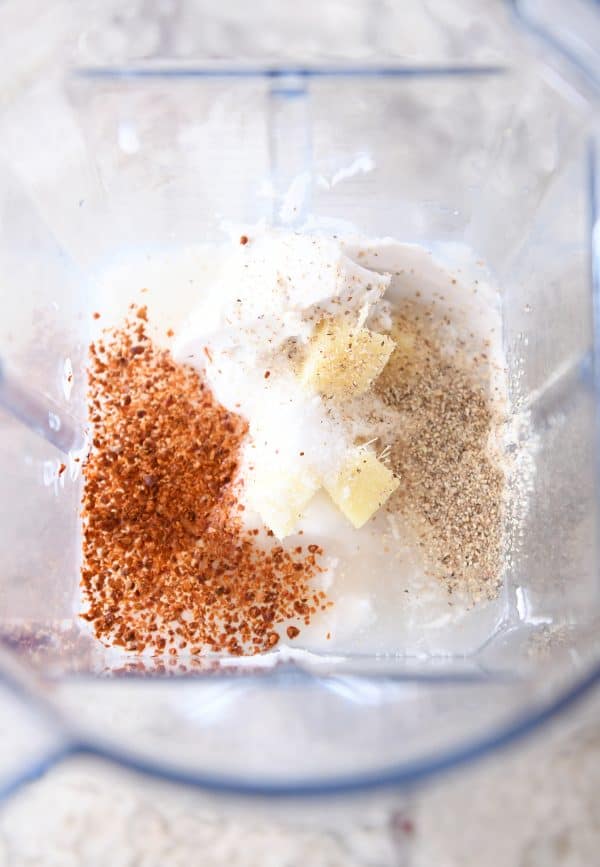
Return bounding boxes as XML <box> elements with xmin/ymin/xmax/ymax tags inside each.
<box><xmin>246</xmin><ymin>464</ymin><xmax>320</xmax><ymax>539</ymax></box>
<box><xmin>299</xmin><ymin>321</ymin><xmax>395</xmax><ymax>399</ymax></box>
<box><xmin>324</xmin><ymin>447</ymin><xmax>399</xmax><ymax>529</ymax></box>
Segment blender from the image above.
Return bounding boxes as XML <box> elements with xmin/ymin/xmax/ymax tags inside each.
<box><xmin>1</xmin><ymin>0</ymin><xmax>599</xmax><ymax>809</ymax></box>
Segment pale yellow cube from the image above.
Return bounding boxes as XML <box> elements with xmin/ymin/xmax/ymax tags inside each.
<box><xmin>300</xmin><ymin>321</ymin><xmax>395</xmax><ymax>399</ymax></box>
<box><xmin>325</xmin><ymin>448</ymin><xmax>400</xmax><ymax>529</ymax></box>
<box><xmin>246</xmin><ymin>464</ymin><xmax>320</xmax><ymax>539</ymax></box>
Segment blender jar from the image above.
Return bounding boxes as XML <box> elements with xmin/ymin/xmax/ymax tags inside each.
<box><xmin>1</xmin><ymin>0</ymin><xmax>600</xmax><ymax>802</ymax></box>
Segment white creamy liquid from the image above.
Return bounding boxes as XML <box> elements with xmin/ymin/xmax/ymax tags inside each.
<box><xmin>92</xmin><ymin>230</ymin><xmax>508</xmax><ymax>657</ymax></box>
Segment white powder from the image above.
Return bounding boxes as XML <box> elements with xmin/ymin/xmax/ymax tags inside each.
<box><xmin>173</xmin><ymin>226</ymin><xmax>391</xmax><ymax>518</ymax></box>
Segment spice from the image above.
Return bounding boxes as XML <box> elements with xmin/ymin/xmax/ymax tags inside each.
<box><xmin>81</xmin><ymin>311</ymin><xmax>327</xmax><ymax>655</ymax></box>
<box><xmin>374</xmin><ymin>308</ymin><xmax>505</xmax><ymax>599</ymax></box>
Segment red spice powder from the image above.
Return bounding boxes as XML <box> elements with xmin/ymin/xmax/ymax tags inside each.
<box><xmin>80</xmin><ymin>311</ymin><xmax>326</xmax><ymax>655</ymax></box>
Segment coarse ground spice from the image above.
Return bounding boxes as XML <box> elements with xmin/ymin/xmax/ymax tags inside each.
<box><xmin>374</xmin><ymin>306</ymin><xmax>505</xmax><ymax>600</ymax></box>
<box><xmin>80</xmin><ymin>309</ymin><xmax>327</xmax><ymax>656</ymax></box>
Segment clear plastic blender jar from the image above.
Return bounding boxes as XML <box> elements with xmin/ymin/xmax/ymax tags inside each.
<box><xmin>0</xmin><ymin>0</ymin><xmax>599</xmax><ymax>805</ymax></box>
